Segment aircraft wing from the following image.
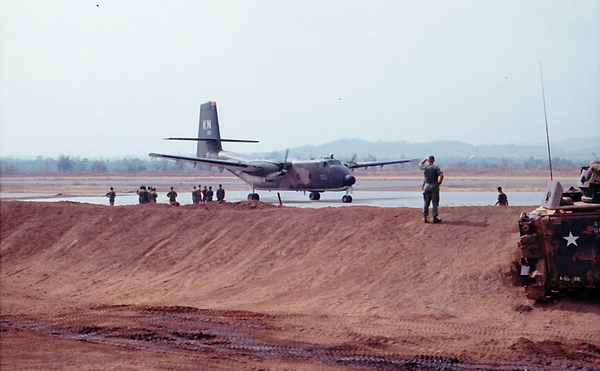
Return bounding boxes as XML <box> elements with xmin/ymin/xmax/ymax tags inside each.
<box><xmin>149</xmin><ymin>153</ymin><xmax>260</xmax><ymax>171</ymax></box>
<box><xmin>346</xmin><ymin>158</ymin><xmax>415</xmax><ymax>170</ymax></box>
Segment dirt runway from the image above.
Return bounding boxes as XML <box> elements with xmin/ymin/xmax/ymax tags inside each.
<box><xmin>1</xmin><ymin>200</ymin><xmax>599</xmax><ymax>370</ymax></box>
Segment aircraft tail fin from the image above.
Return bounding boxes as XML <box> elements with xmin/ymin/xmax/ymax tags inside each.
<box><xmin>197</xmin><ymin>101</ymin><xmax>222</xmax><ymax>157</ymax></box>
<box><xmin>163</xmin><ymin>101</ymin><xmax>257</xmax><ymax>157</ymax></box>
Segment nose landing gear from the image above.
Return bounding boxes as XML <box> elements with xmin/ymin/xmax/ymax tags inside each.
<box><xmin>342</xmin><ymin>187</ymin><xmax>353</xmax><ymax>203</ymax></box>
<box><xmin>309</xmin><ymin>191</ymin><xmax>321</xmax><ymax>200</ymax></box>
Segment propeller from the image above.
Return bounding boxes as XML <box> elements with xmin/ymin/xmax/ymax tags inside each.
<box><xmin>284</xmin><ymin>149</ymin><xmax>289</xmax><ymax>164</ymax></box>
<box><xmin>279</xmin><ymin>149</ymin><xmax>290</xmax><ymax>176</ymax></box>
<box><xmin>345</xmin><ymin>154</ymin><xmax>358</xmax><ymax>171</ymax></box>
<box><xmin>264</xmin><ymin>150</ymin><xmax>291</xmax><ymax>181</ymax></box>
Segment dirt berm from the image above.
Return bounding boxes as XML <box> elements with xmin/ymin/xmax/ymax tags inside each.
<box><xmin>1</xmin><ymin>201</ymin><xmax>599</xmax><ymax>370</ymax></box>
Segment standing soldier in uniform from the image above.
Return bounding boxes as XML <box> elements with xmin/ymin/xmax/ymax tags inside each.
<box><xmin>202</xmin><ymin>186</ymin><xmax>208</xmax><ymax>203</ymax></box>
<box><xmin>495</xmin><ymin>186</ymin><xmax>509</xmax><ymax>206</ymax></box>
<box><xmin>216</xmin><ymin>184</ymin><xmax>225</xmax><ymax>203</ymax></box>
<box><xmin>206</xmin><ymin>186</ymin><xmax>214</xmax><ymax>202</ymax></box>
<box><xmin>167</xmin><ymin>187</ymin><xmax>178</xmax><ymax>205</ymax></box>
<box><xmin>192</xmin><ymin>186</ymin><xmax>200</xmax><ymax>204</ymax></box>
<box><xmin>419</xmin><ymin>155</ymin><xmax>444</xmax><ymax>223</ymax></box>
<box><xmin>149</xmin><ymin>187</ymin><xmax>157</xmax><ymax>203</ymax></box>
<box><xmin>106</xmin><ymin>187</ymin><xmax>116</xmax><ymax>206</ymax></box>
<box><xmin>197</xmin><ymin>185</ymin><xmax>203</xmax><ymax>203</ymax></box>
<box><xmin>137</xmin><ymin>185</ymin><xmax>149</xmax><ymax>204</ymax></box>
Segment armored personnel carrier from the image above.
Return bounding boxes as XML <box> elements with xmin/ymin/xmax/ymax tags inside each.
<box><xmin>517</xmin><ymin>161</ymin><xmax>600</xmax><ymax>301</ymax></box>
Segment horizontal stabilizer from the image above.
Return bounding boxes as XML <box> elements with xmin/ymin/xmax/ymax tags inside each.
<box><xmin>165</xmin><ymin>137</ymin><xmax>258</xmax><ymax>143</ymax></box>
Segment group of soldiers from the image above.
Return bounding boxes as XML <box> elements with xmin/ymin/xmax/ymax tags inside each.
<box><xmin>149</xmin><ymin>184</ymin><xmax>226</xmax><ymax>205</ymax></box>
<box><xmin>136</xmin><ymin>185</ymin><xmax>159</xmax><ymax>204</ymax></box>
<box><xmin>191</xmin><ymin>184</ymin><xmax>226</xmax><ymax>204</ymax></box>
<box><xmin>105</xmin><ymin>184</ymin><xmax>226</xmax><ymax>206</ymax></box>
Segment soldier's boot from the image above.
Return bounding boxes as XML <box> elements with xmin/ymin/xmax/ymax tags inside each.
<box><xmin>433</xmin><ymin>217</ymin><xmax>442</xmax><ymax>224</ymax></box>
<box><xmin>423</xmin><ymin>216</ymin><xmax>428</xmax><ymax>223</ymax></box>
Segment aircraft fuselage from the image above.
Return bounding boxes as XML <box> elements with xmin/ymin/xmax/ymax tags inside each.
<box><xmin>219</xmin><ymin>152</ymin><xmax>356</xmax><ymax>192</ymax></box>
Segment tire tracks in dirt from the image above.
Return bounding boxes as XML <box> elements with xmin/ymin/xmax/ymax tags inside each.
<box><xmin>2</xmin><ymin>305</ymin><xmax>598</xmax><ymax>371</ymax></box>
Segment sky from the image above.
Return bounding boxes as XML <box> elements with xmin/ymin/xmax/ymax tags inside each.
<box><xmin>1</xmin><ymin>0</ymin><xmax>599</xmax><ymax>159</ymax></box>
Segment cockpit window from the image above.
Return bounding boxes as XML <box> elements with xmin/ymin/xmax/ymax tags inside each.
<box><xmin>323</xmin><ymin>159</ymin><xmax>340</xmax><ymax>167</ymax></box>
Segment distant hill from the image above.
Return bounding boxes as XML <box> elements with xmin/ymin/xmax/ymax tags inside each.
<box><xmin>248</xmin><ymin>137</ymin><xmax>599</xmax><ymax>165</ymax></box>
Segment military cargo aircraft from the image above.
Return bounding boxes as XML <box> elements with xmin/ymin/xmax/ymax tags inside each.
<box><xmin>149</xmin><ymin>101</ymin><xmax>414</xmax><ymax>203</ymax></box>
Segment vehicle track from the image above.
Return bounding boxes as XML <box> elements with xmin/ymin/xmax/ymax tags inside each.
<box><xmin>2</xmin><ymin>305</ymin><xmax>598</xmax><ymax>371</ymax></box>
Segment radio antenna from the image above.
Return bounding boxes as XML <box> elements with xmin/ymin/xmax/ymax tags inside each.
<box><xmin>540</xmin><ymin>62</ymin><xmax>553</xmax><ymax>180</ymax></box>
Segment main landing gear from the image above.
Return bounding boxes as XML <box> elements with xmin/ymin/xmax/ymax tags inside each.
<box><xmin>308</xmin><ymin>192</ymin><xmax>352</xmax><ymax>202</ymax></box>
<box><xmin>250</xmin><ymin>191</ymin><xmax>353</xmax><ymax>203</ymax></box>
<box><xmin>308</xmin><ymin>190</ymin><xmax>353</xmax><ymax>203</ymax></box>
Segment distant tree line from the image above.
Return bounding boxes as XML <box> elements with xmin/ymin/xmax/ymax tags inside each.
<box><xmin>443</xmin><ymin>156</ymin><xmax>582</xmax><ymax>170</ymax></box>
<box><xmin>0</xmin><ymin>155</ymin><xmax>211</xmax><ymax>175</ymax></box>
<box><xmin>0</xmin><ymin>154</ymin><xmax>585</xmax><ymax>175</ymax></box>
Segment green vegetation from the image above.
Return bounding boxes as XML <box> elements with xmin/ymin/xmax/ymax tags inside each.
<box><xmin>0</xmin><ymin>155</ymin><xmax>209</xmax><ymax>175</ymax></box>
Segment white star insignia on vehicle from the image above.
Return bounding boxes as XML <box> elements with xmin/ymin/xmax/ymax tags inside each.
<box><xmin>563</xmin><ymin>231</ymin><xmax>579</xmax><ymax>247</ymax></box>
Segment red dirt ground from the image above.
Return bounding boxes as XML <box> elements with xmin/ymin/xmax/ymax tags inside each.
<box><xmin>1</xmin><ymin>200</ymin><xmax>599</xmax><ymax>370</ymax></box>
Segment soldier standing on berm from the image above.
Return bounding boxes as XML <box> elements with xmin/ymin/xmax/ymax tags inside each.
<box><xmin>106</xmin><ymin>187</ymin><xmax>116</xmax><ymax>206</ymax></box>
<box><xmin>495</xmin><ymin>186</ymin><xmax>509</xmax><ymax>206</ymax></box>
<box><xmin>192</xmin><ymin>186</ymin><xmax>200</xmax><ymax>204</ymax></box>
<box><xmin>167</xmin><ymin>187</ymin><xmax>178</xmax><ymax>205</ymax></box>
<box><xmin>419</xmin><ymin>155</ymin><xmax>444</xmax><ymax>223</ymax></box>
<box><xmin>216</xmin><ymin>184</ymin><xmax>225</xmax><ymax>203</ymax></box>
